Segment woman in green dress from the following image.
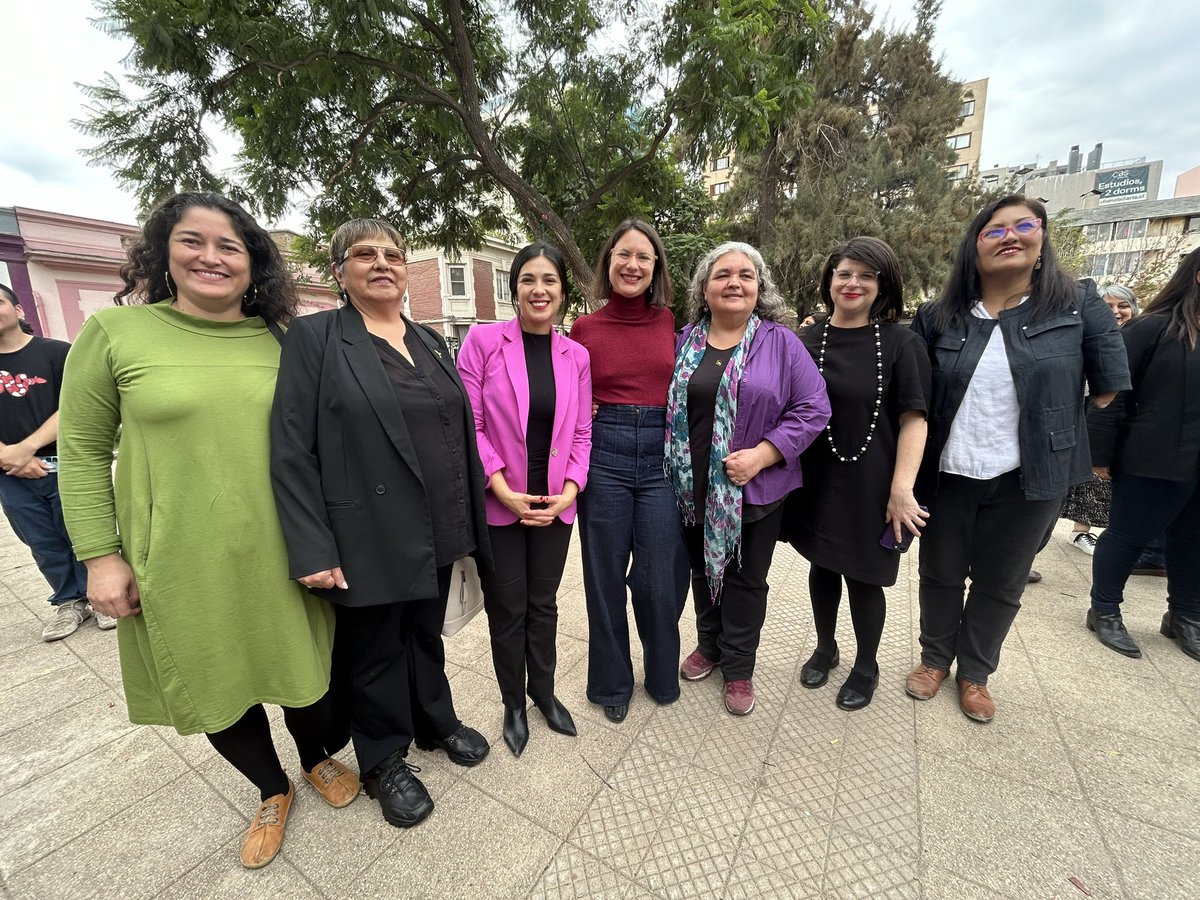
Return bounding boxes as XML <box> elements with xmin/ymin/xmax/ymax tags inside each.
<box><xmin>58</xmin><ymin>193</ymin><xmax>354</xmax><ymax>870</ymax></box>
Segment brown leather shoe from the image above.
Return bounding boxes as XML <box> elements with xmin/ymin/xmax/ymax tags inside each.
<box><xmin>303</xmin><ymin>758</ymin><xmax>361</xmax><ymax>809</ymax></box>
<box><xmin>905</xmin><ymin>663</ymin><xmax>949</xmax><ymax>700</ymax></box>
<box><xmin>240</xmin><ymin>780</ymin><xmax>294</xmax><ymax>869</ymax></box>
<box><xmin>956</xmin><ymin>677</ymin><xmax>995</xmax><ymax>723</ymax></box>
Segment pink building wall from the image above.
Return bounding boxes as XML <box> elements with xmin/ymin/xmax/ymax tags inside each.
<box><xmin>1175</xmin><ymin>165</ymin><xmax>1200</xmax><ymax>198</ymax></box>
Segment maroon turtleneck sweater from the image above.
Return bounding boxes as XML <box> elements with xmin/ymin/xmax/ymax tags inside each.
<box><xmin>569</xmin><ymin>292</ymin><xmax>678</xmax><ymax>406</ymax></box>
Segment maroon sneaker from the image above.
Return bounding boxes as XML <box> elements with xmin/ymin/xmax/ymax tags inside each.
<box><xmin>681</xmin><ymin>649</ymin><xmax>717</xmax><ymax>681</ymax></box>
<box><xmin>724</xmin><ymin>679</ymin><xmax>755</xmax><ymax>716</ymax></box>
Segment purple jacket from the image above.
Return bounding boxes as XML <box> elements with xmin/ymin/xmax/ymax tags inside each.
<box><xmin>675</xmin><ymin>319</ymin><xmax>830</xmax><ymax>506</ymax></box>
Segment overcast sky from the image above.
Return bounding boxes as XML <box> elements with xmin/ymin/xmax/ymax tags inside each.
<box><xmin>2</xmin><ymin>0</ymin><xmax>1198</xmax><ymax>229</ymax></box>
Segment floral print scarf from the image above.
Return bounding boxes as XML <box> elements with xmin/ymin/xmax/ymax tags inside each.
<box><xmin>665</xmin><ymin>313</ymin><xmax>760</xmax><ymax>602</ymax></box>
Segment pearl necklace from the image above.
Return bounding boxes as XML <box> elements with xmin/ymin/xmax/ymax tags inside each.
<box><xmin>817</xmin><ymin>321</ymin><xmax>882</xmax><ymax>463</ymax></box>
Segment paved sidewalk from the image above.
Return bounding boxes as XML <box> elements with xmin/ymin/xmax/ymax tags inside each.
<box><xmin>0</xmin><ymin>515</ymin><xmax>1196</xmax><ymax>899</ymax></box>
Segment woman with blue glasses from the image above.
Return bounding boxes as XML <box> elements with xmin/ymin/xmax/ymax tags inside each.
<box><xmin>906</xmin><ymin>195</ymin><xmax>1129</xmax><ymax>723</ymax></box>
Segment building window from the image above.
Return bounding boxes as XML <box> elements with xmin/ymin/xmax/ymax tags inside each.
<box><xmin>1084</xmin><ymin>223</ymin><xmax>1114</xmax><ymax>242</ymax></box>
<box><xmin>946</xmin><ymin>133</ymin><xmax>971</xmax><ymax>151</ymax></box>
<box><xmin>1113</xmin><ymin>219</ymin><xmax>1147</xmax><ymax>240</ymax></box>
<box><xmin>495</xmin><ymin>269</ymin><xmax>511</xmax><ymax>308</ymax></box>
<box><xmin>447</xmin><ymin>263</ymin><xmax>467</xmax><ymax>297</ymax></box>
<box><xmin>712</xmin><ymin>181</ymin><xmax>729</xmax><ymax>196</ymax></box>
<box><xmin>713</xmin><ymin>155</ymin><xmax>730</xmax><ymax>171</ymax></box>
<box><xmin>949</xmin><ymin>164</ymin><xmax>969</xmax><ymax>180</ymax></box>
<box><xmin>1185</xmin><ymin>216</ymin><xmax>1200</xmax><ymax>234</ymax></box>
<box><xmin>1088</xmin><ymin>251</ymin><xmax>1143</xmax><ymax>278</ymax></box>
<box><xmin>959</xmin><ymin>99</ymin><xmax>975</xmax><ymax>118</ymax></box>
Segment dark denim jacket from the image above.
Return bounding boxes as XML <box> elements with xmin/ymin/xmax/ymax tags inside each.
<box><xmin>911</xmin><ymin>282</ymin><xmax>1130</xmax><ymax>501</ymax></box>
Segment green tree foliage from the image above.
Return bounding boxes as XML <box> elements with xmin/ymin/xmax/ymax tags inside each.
<box><xmin>77</xmin><ymin>0</ymin><xmax>822</xmax><ymax>298</ymax></box>
<box><xmin>718</xmin><ymin>0</ymin><xmax>986</xmax><ymax>316</ymax></box>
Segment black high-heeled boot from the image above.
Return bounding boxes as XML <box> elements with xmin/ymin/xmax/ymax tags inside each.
<box><xmin>503</xmin><ymin>707</ymin><xmax>529</xmax><ymax>757</ymax></box>
<box><xmin>534</xmin><ymin>696</ymin><xmax>578</xmax><ymax>736</ymax></box>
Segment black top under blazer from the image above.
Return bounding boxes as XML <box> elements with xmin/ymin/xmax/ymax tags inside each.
<box><xmin>1089</xmin><ymin>312</ymin><xmax>1200</xmax><ymax>483</ymax></box>
<box><xmin>270</xmin><ymin>303</ymin><xmax>492</xmax><ymax>607</ymax></box>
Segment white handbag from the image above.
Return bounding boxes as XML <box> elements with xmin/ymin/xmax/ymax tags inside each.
<box><xmin>443</xmin><ymin>556</ymin><xmax>485</xmax><ymax>636</ymax></box>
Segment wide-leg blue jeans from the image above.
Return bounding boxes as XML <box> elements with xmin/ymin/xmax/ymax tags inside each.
<box><xmin>578</xmin><ymin>406</ymin><xmax>689</xmax><ymax>706</ymax></box>
<box><xmin>0</xmin><ymin>472</ymin><xmax>88</xmax><ymax>606</ymax></box>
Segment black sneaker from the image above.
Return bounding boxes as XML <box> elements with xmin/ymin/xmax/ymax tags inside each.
<box><xmin>362</xmin><ymin>753</ymin><xmax>434</xmax><ymax>828</ymax></box>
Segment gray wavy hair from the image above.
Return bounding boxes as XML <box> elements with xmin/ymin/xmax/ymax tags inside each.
<box><xmin>1101</xmin><ymin>283</ymin><xmax>1139</xmax><ymax>316</ymax></box>
<box><xmin>686</xmin><ymin>241</ymin><xmax>788</xmax><ymax>323</ymax></box>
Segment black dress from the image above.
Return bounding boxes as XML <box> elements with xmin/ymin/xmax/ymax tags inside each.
<box><xmin>783</xmin><ymin>322</ymin><xmax>931</xmax><ymax>586</ymax></box>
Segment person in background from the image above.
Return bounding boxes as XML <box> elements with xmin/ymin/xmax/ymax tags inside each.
<box><xmin>671</xmin><ymin>242</ymin><xmax>829</xmax><ymax>716</ymax></box>
<box><xmin>456</xmin><ymin>243</ymin><xmax>592</xmax><ymax>756</ymax></box>
<box><xmin>1060</xmin><ymin>284</ymin><xmax>1142</xmax><ymax>559</ymax></box>
<box><xmin>786</xmin><ymin>237</ymin><xmax>930</xmax><ymax>712</ymax></box>
<box><xmin>59</xmin><ymin>193</ymin><xmax>349</xmax><ymax>871</ymax></box>
<box><xmin>0</xmin><ymin>284</ymin><xmax>110</xmax><ymax>640</ymax></box>
<box><xmin>1088</xmin><ymin>247</ymin><xmax>1200</xmax><ymax>662</ymax></box>
<box><xmin>907</xmin><ymin>194</ymin><xmax>1128</xmax><ymax>723</ymax></box>
<box><xmin>569</xmin><ymin>219</ymin><xmax>690</xmax><ymax>724</ymax></box>
<box><xmin>271</xmin><ymin>217</ymin><xmax>491</xmax><ymax>830</ymax></box>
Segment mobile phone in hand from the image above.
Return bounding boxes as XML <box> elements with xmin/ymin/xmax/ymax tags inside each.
<box><xmin>880</xmin><ymin>505</ymin><xmax>929</xmax><ymax>553</ymax></box>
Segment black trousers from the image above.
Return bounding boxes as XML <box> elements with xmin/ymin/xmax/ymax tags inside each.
<box><xmin>683</xmin><ymin>506</ymin><xmax>784</xmax><ymax>682</ymax></box>
<box><xmin>481</xmin><ymin>520</ymin><xmax>573</xmax><ymax>709</ymax></box>
<box><xmin>918</xmin><ymin>470</ymin><xmax>1059</xmax><ymax>684</ymax></box>
<box><xmin>332</xmin><ymin>565</ymin><xmax>461</xmax><ymax>775</ymax></box>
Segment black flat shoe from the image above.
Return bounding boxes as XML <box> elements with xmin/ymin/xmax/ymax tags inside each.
<box><xmin>1161</xmin><ymin>611</ymin><xmax>1200</xmax><ymax>662</ymax></box>
<box><xmin>534</xmin><ymin>696</ymin><xmax>577</xmax><ymax>736</ymax></box>
<box><xmin>800</xmin><ymin>647</ymin><xmax>840</xmax><ymax>689</ymax></box>
<box><xmin>415</xmin><ymin>723</ymin><xmax>490</xmax><ymax>767</ymax></box>
<box><xmin>1087</xmin><ymin>608</ymin><xmax>1142</xmax><ymax>658</ymax></box>
<box><xmin>362</xmin><ymin>752</ymin><xmax>434</xmax><ymax>828</ymax></box>
<box><xmin>503</xmin><ymin>707</ymin><xmax>529</xmax><ymax>757</ymax></box>
<box><xmin>603</xmin><ymin>703</ymin><xmax>628</xmax><ymax>723</ymax></box>
<box><xmin>836</xmin><ymin>668</ymin><xmax>879</xmax><ymax>711</ymax></box>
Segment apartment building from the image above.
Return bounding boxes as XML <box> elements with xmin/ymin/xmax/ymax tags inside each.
<box><xmin>1071</xmin><ymin>196</ymin><xmax>1200</xmax><ymax>282</ymax></box>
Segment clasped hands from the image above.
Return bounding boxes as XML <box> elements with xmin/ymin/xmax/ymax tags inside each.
<box><xmin>493</xmin><ymin>472</ymin><xmax>578</xmax><ymax>526</ymax></box>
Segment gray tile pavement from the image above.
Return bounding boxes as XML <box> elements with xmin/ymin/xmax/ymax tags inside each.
<box><xmin>0</xmin><ymin>516</ymin><xmax>1195</xmax><ymax>899</ymax></box>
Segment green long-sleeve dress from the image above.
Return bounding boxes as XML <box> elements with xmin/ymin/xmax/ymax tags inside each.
<box><xmin>58</xmin><ymin>302</ymin><xmax>334</xmax><ymax>735</ymax></box>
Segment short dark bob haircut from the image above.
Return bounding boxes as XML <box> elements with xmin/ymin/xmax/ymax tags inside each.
<box><xmin>818</xmin><ymin>236</ymin><xmax>904</xmax><ymax>323</ymax></box>
<box><xmin>508</xmin><ymin>242</ymin><xmax>569</xmax><ymax>317</ymax></box>
<box><xmin>116</xmin><ymin>192</ymin><xmax>298</xmax><ymax>325</ymax></box>
<box><xmin>591</xmin><ymin>218</ymin><xmax>673</xmax><ymax>309</ymax></box>
<box><xmin>929</xmin><ymin>194</ymin><xmax>1076</xmax><ymax>332</ymax></box>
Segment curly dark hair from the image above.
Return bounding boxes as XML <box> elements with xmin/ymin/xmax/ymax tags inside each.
<box><xmin>116</xmin><ymin>192</ymin><xmax>298</xmax><ymax>324</ymax></box>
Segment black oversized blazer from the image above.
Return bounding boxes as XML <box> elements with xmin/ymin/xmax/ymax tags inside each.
<box><xmin>270</xmin><ymin>303</ymin><xmax>492</xmax><ymax>607</ymax></box>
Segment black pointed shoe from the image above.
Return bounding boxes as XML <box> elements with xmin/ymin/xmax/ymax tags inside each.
<box><xmin>362</xmin><ymin>752</ymin><xmax>434</xmax><ymax>828</ymax></box>
<box><xmin>603</xmin><ymin>703</ymin><xmax>628</xmax><ymax>723</ymax></box>
<box><xmin>1087</xmin><ymin>608</ymin><xmax>1142</xmax><ymax>658</ymax></box>
<box><xmin>1161</xmin><ymin>611</ymin><xmax>1200</xmax><ymax>662</ymax></box>
<box><xmin>415</xmin><ymin>723</ymin><xmax>490</xmax><ymax>767</ymax></box>
<box><xmin>503</xmin><ymin>707</ymin><xmax>529</xmax><ymax>757</ymax></box>
<box><xmin>534</xmin><ymin>696</ymin><xmax>578</xmax><ymax>736</ymax></box>
<box><xmin>800</xmin><ymin>646</ymin><xmax>840</xmax><ymax>689</ymax></box>
<box><xmin>835</xmin><ymin>667</ymin><xmax>879</xmax><ymax>711</ymax></box>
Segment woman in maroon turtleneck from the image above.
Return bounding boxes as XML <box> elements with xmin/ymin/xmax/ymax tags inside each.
<box><xmin>568</xmin><ymin>219</ymin><xmax>690</xmax><ymax>724</ymax></box>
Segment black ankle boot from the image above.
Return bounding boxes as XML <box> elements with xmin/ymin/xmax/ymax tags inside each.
<box><xmin>503</xmin><ymin>707</ymin><xmax>529</xmax><ymax>757</ymax></box>
<box><xmin>534</xmin><ymin>696</ymin><xmax>577</xmax><ymax>736</ymax></box>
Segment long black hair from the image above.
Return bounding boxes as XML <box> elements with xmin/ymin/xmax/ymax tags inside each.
<box><xmin>1142</xmin><ymin>245</ymin><xmax>1200</xmax><ymax>349</ymax></box>
<box><xmin>929</xmin><ymin>194</ymin><xmax>1077</xmax><ymax>332</ymax></box>
<box><xmin>818</xmin><ymin>236</ymin><xmax>904</xmax><ymax>323</ymax></box>
<box><xmin>117</xmin><ymin>192</ymin><xmax>298</xmax><ymax>325</ymax></box>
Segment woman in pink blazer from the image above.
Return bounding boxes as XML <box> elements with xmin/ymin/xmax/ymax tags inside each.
<box><xmin>456</xmin><ymin>243</ymin><xmax>592</xmax><ymax>756</ymax></box>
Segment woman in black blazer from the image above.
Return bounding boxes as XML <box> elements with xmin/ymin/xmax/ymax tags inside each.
<box><xmin>271</xmin><ymin>218</ymin><xmax>493</xmax><ymax>829</ymax></box>
<box><xmin>1088</xmin><ymin>246</ymin><xmax>1200</xmax><ymax>662</ymax></box>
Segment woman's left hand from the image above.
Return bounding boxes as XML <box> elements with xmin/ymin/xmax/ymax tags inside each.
<box><xmin>885</xmin><ymin>488</ymin><xmax>928</xmax><ymax>542</ymax></box>
<box><xmin>723</xmin><ymin>443</ymin><xmax>781</xmax><ymax>488</ymax></box>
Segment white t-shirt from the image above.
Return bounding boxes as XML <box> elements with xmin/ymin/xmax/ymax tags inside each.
<box><xmin>940</xmin><ymin>299</ymin><xmax>1025</xmax><ymax>480</ymax></box>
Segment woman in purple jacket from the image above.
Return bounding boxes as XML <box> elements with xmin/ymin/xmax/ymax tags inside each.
<box><xmin>668</xmin><ymin>242</ymin><xmax>830</xmax><ymax>716</ymax></box>
<box><xmin>456</xmin><ymin>243</ymin><xmax>592</xmax><ymax>756</ymax></box>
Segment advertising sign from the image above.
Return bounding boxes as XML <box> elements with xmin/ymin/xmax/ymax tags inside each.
<box><xmin>1097</xmin><ymin>166</ymin><xmax>1150</xmax><ymax>205</ymax></box>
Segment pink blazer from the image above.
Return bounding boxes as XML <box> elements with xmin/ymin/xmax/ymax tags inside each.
<box><xmin>456</xmin><ymin>318</ymin><xmax>592</xmax><ymax>525</ymax></box>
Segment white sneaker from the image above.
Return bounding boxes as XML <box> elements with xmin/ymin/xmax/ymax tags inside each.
<box><xmin>42</xmin><ymin>599</ymin><xmax>94</xmax><ymax>642</ymax></box>
<box><xmin>92</xmin><ymin>607</ymin><xmax>118</xmax><ymax>631</ymax></box>
<box><xmin>1071</xmin><ymin>532</ymin><xmax>1098</xmax><ymax>555</ymax></box>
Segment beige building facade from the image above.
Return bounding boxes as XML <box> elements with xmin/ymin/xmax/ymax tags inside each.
<box><xmin>1072</xmin><ymin>196</ymin><xmax>1200</xmax><ymax>283</ymax></box>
